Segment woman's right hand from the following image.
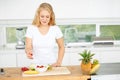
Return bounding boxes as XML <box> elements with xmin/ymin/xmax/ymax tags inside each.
<box><xmin>26</xmin><ymin>50</ymin><xmax>33</xmax><ymax>59</ymax></box>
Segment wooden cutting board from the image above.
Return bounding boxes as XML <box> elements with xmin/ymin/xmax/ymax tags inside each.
<box><xmin>22</xmin><ymin>67</ymin><xmax>71</xmax><ymax>77</ymax></box>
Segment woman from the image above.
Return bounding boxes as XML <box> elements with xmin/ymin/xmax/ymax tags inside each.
<box><xmin>25</xmin><ymin>3</ymin><xmax>65</xmax><ymax>67</ymax></box>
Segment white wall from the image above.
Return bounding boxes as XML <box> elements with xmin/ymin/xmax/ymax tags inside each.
<box><xmin>0</xmin><ymin>0</ymin><xmax>120</xmax><ymax>19</ymax></box>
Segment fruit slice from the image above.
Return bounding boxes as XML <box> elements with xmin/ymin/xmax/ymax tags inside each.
<box><xmin>21</xmin><ymin>67</ymin><xmax>29</xmax><ymax>72</ymax></box>
<box><xmin>90</xmin><ymin>64</ymin><xmax>100</xmax><ymax>75</ymax></box>
<box><xmin>29</xmin><ymin>64</ymin><xmax>36</xmax><ymax>70</ymax></box>
<box><xmin>47</xmin><ymin>65</ymin><xmax>52</xmax><ymax>70</ymax></box>
<box><xmin>36</xmin><ymin>65</ymin><xmax>44</xmax><ymax>68</ymax></box>
<box><xmin>24</xmin><ymin>70</ymin><xmax>39</xmax><ymax>74</ymax></box>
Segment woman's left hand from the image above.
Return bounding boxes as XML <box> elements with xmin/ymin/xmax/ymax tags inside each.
<box><xmin>51</xmin><ymin>62</ymin><xmax>61</xmax><ymax>67</ymax></box>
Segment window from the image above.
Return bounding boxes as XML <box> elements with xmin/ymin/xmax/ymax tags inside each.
<box><xmin>59</xmin><ymin>24</ymin><xmax>96</xmax><ymax>44</ymax></box>
<box><xmin>6</xmin><ymin>27</ymin><xmax>27</xmax><ymax>43</ymax></box>
<box><xmin>100</xmin><ymin>25</ymin><xmax>120</xmax><ymax>40</ymax></box>
<box><xmin>0</xmin><ymin>19</ymin><xmax>120</xmax><ymax>48</ymax></box>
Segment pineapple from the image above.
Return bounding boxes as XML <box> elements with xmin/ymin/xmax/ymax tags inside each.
<box><xmin>79</xmin><ymin>50</ymin><xmax>94</xmax><ymax>74</ymax></box>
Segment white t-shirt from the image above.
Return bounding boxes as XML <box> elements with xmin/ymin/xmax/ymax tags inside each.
<box><xmin>25</xmin><ymin>25</ymin><xmax>63</xmax><ymax>65</ymax></box>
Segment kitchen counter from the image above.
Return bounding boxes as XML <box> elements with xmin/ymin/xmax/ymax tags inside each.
<box><xmin>95</xmin><ymin>63</ymin><xmax>120</xmax><ymax>75</ymax></box>
<box><xmin>0</xmin><ymin>66</ymin><xmax>90</xmax><ymax>80</ymax></box>
<box><xmin>91</xmin><ymin>63</ymin><xmax>120</xmax><ymax>80</ymax></box>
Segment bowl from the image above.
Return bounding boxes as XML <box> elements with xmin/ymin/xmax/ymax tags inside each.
<box><xmin>36</xmin><ymin>65</ymin><xmax>48</xmax><ymax>72</ymax></box>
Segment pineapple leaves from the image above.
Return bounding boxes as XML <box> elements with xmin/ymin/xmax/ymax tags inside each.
<box><xmin>79</xmin><ymin>50</ymin><xmax>95</xmax><ymax>64</ymax></box>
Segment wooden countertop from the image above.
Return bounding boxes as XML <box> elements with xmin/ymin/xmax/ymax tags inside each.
<box><xmin>0</xmin><ymin>66</ymin><xmax>90</xmax><ymax>80</ymax></box>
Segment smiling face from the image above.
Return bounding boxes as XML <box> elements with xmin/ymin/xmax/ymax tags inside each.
<box><xmin>32</xmin><ymin>3</ymin><xmax>56</xmax><ymax>27</ymax></box>
<box><xmin>39</xmin><ymin>9</ymin><xmax>50</xmax><ymax>26</ymax></box>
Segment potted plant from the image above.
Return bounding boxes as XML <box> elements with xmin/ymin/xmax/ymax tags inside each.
<box><xmin>79</xmin><ymin>50</ymin><xmax>94</xmax><ymax>75</ymax></box>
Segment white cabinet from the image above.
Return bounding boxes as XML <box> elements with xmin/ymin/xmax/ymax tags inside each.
<box><xmin>90</xmin><ymin>47</ymin><xmax>120</xmax><ymax>63</ymax></box>
<box><xmin>16</xmin><ymin>50</ymin><xmax>32</xmax><ymax>67</ymax></box>
<box><xmin>99</xmin><ymin>49</ymin><xmax>120</xmax><ymax>63</ymax></box>
<box><xmin>0</xmin><ymin>51</ymin><xmax>16</xmax><ymax>67</ymax></box>
<box><xmin>0</xmin><ymin>49</ymin><xmax>32</xmax><ymax>67</ymax></box>
<box><xmin>0</xmin><ymin>46</ymin><xmax>120</xmax><ymax>67</ymax></box>
<box><xmin>61</xmin><ymin>52</ymin><xmax>70</xmax><ymax>66</ymax></box>
<box><xmin>69</xmin><ymin>52</ymin><xmax>81</xmax><ymax>65</ymax></box>
<box><xmin>66</xmin><ymin>47</ymin><xmax>120</xmax><ymax>65</ymax></box>
<box><xmin>66</xmin><ymin>48</ymin><xmax>101</xmax><ymax>65</ymax></box>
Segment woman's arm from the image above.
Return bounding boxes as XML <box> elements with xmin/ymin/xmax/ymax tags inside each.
<box><xmin>25</xmin><ymin>37</ymin><xmax>33</xmax><ymax>59</ymax></box>
<box><xmin>52</xmin><ymin>37</ymin><xmax>65</xmax><ymax>67</ymax></box>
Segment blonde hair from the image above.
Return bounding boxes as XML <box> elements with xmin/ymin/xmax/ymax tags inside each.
<box><xmin>32</xmin><ymin>3</ymin><xmax>56</xmax><ymax>27</ymax></box>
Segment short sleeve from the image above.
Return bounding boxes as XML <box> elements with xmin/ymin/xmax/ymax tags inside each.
<box><xmin>25</xmin><ymin>26</ymin><xmax>33</xmax><ymax>38</ymax></box>
<box><xmin>55</xmin><ymin>26</ymin><xmax>63</xmax><ymax>39</ymax></box>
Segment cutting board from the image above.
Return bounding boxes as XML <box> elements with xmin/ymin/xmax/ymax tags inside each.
<box><xmin>22</xmin><ymin>67</ymin><xmax>71</xmax><ymax>77</ymax></box>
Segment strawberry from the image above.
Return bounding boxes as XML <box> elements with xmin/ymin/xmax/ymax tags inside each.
<box><xmin>36</xmin><ymin>65</ymin><xmax>39</xmax><ymax>68</ymax></box>
<box><xmin>36</xmin><ymin>65</ymin><xmax>44</xmax><ymax>68</ymax></box>
<box><xmin>21</xmin><ymin>67</ymin><xmax>29</xmax><ymax>72</ymax></box>
<box><xmin>39</xmin><ymin>65</ymin><xmax>44</xmax><ymax>68</ymax></box>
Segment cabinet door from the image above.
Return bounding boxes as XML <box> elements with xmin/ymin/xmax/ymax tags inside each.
<box><xmin>0</xmin><ymin>52</ymin><xmax>16</xmax><ymax>67</ymax></box>
<box><xmin>100</xmin><ymin>51</ymin><xmax>120</xmax><ymax>63</ymax></box>
<box><xmin>17</xmin><ymin>50</ymin><xmax>70</xmax><ymax>67</ymax></box>
<box><xmin>69</xmin><ymin>52</ymin><xmax>81</xmax><ymax>65</ymax></box>
<box><xmin>17</xmin><ymin>50</ymin><xmax>32</xmax><ymax>67</ymax></box>
<box><xmin>61</xmin><ymin>52</ymin><xmax>70</xmax><ymax>66</ymax></box>
<box><xmin>91</xmin><ymin>47</ymin><xmax>120</xmax><ymax>63</ymax></box>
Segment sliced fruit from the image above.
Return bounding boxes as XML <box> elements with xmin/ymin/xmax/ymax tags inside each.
<box><xmin>90</xmin><ymin>64</ymin><xmax>100</xmax><ymax>75</ymax></box>
<box><xmin>24</xmin><ymin>70</ymin><xmax>39</xmax><ymax>74</ymax></box>
<box><xmin>29</xmin><ymin>64</ymin><xmax>36</xmax><ymax>70</ymax></box>
<box><xmin>36</xmin><ymin>65</ymin><xmax>44</xmax><ymax>68</ymax></box>
<box><xmin>29</xmin><ymin>64</ymin><xmax>35</xmax><ymax>68</ymax></box>
<box><xmin>47</xmin><ymin>65</ymin><xmax>52</xmax><ymax>70</ymax></box>
<box><xmin>21</xmin><ymin>67</ymin><xmax>29</xmax><ymax>72</ymax></box>
<box><xmin>30</xmin><ymin>68</ymin><xmax>35</xmax><ymax>71</ymax></box>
